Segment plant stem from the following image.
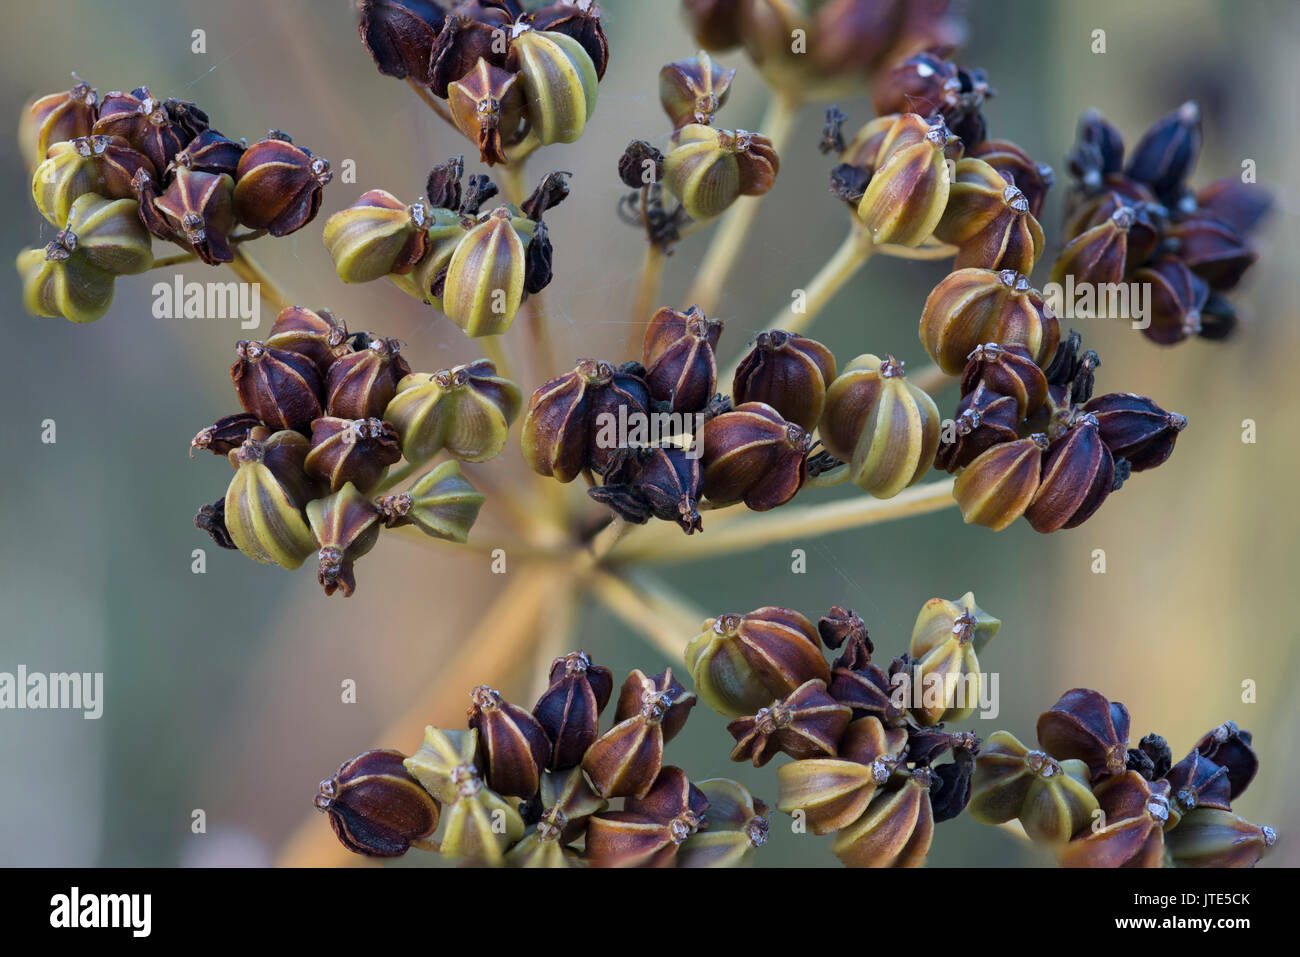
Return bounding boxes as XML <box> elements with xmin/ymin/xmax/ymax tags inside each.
<box><xmin>874</xmin><ymin>240</ymin><xmax>958</xmax><ymax>261</ymax></box>
<box><xmin>149</xmin><ymin>251</ymin><xmax>197</xmax><ymax>269</ymax></box>
<box><xmin>587</xmin><ymin>568</ymin><xmax>703</xmax><ymax>664</ymax></box>
<box><xmin>406</xmin><ymin>77</ymin><xmax>453</xmax><ymax>124</ymax></box>
<box><xmin>721</xmin><ymin>226</ymin><xmax>874</xmax><ymax>383</ymax></box>
<box><xmin>616</xmin><ymin>477</ymin><xmax>958</xmax><ymax>563</ymax></box>
<box><xmin>228</xmin><ymin>244</ymin><xmax>289</xmax><ymax>315</ymax></box>
<box><xmin>910</xmin><ymin>361</ymin><xmax>956</xmax><ymax>396</ymax></box>
<box><xmin>374</xmin><ymin>460</ymin><xmax>422</xmax><ymax>494</ymax></box>
<box><xmin>624</xmin><ymin>241</ymin><xmax>665</xmax><ymax>357</ymax></box>
<box><xmin>276</xmin><ymin>566</ymin><xmax>562</xmax><ymax>866</ymax></box>
<box><xmin>480</xmin><ymin>333</ymin><xmax>515</xmax><ymax>384</ymax></box>
<box><xmin>685</xmin><ymin>91</ymin><xmax>803</xmax><ymax>315</ymax></box>
<box><xmin>804</xmin><ymin>464</ymin><xmax>851</xmax><ymax>489</ymax></box>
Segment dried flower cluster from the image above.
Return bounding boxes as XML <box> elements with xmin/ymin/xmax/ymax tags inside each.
<box><xmin>689</xmin><ymin>596</ymin><xmax>993</xmax><ymax>866</ymax></box>
<box><xmin>972</xmin><ymin>691</ymin><xmax>1275</xmax><ymax>867</ymax></box>
<box><xmin>1054</xmin><ymin>103</ymin><xmax>1269</xmax><ymax>343</ymax></box>
<box><xmin>18</xmin><ymin>77</ymin><xmax>331</xmax><ymax>322</ymax></box>
<box><xmin>317</xmin><ymin>651</ymin><xmax>771</xmax><ymax>867</ymax></box>
<box><xmin>191</xmin><ymin>304</ymin><xmax>518</xmax><ymax>595</ymax></box>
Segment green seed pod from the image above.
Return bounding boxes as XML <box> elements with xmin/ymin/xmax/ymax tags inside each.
<box><xmin>404</xmin><ymin>726</ymin><xmax>480</xmax><ymax>804</ymax></box>
<box><xmin>919</xmin><ymin>268</ymin><xmax>1061</xmax><ymax>375</ymax></box>
<box><xmin>223</xmin><ymin>431</ymin><xmax>316</xmax><ymax>569</ymax></box>
<box><xmin>19</xmin><ymin>80</ymin><xmax>98</xmax><ymax>171</ymax></box>
<box><xmin>315</xmin><ymin>749</ymin><xmax>440</xmax><ymax>858</ymax></box>
<box><xmin>968</xmin><ymin>731</ymin><xmax>1098</xmax><ymax>844</ymax></box>
<box><xmin>911</xmin><ymin>592</ymin><xmax>1000</xmax><ymax>657</ymax></box>
<box><xmin>906</xmin><ymin>602</ymin><xmax>985</xmax><ymax>727</ymax></box>
<box><xmin>677</xmin><ymin>778</ymin><xmax>769</xmax><ymax>868</ymax></box>
<box><xmin>383</xmin><ymin>359</ymin><xmax>521</xmax><ymax>464</ymax></box>
<box><xmin>663</xmin><ymin>124</ymin><xmax>779</xmax><ymax>221</ymax></box>
<box><xmin>438</xmin><ymin>767</ymin><xmax>525</xmax><ymax>866</ymax></box>
<box><xmin>17</xmin><ymin>241</ymin><xmax>115</xmax><ymax>324</ymax></box>
<box><xmin>686</xmin><ymin>607</ymin><xmax>829</xmax><ymax>719</ymax></box>
<box><xmin>306</xmin><ymin>482</ymin><xmax>382</xmax><ymax>597</ymax></box>
<box><xmin>659</xmin><ymin>50</ymin><xmax>735</xmax><ymax>129</ymax></box>
<box><xmin>323</xmin><ymin>189</ymin><xmax>431</xmax><ymax>283</ymax></box>
<box><xmin>60</xmin><ymin>193</ymin><xmax>154</xmax><ymax>275</ymax></box>
<box><xmin>447</xmin><ymin>58</ymin><xmax>524</xmax><ymax>166</ymax></box>
<box><xmin>506</xmin><ymin>767</ymin><xmax>606</xmax><ymax>869</ymax></box>
<box><xmin>819</xmin><ymin>354</ymin><xmax>941</xmax><ymax>499</ymax></box>
<box><xmin>1165</xmin><ymin>808</ymin><xmax>1277</xmax><ymax>868</ymax></box>
<box><xmin>858</xmin><ymin>114</ymin><xmax>955</xmax><ymax>247</ymax></box>
<box><xmin>33</xmin><ymin>135</ymin><xmax>155</xmax><ymax>226</ymax></box>
<box><xmin>952</xmin><ymin>433</ymin><xmax>1048</xmax><ymax>531</ymax></box>
<box><xmin>442</xmin><ymin>206</ymin><xmax>533</xmax><ymax>337</ymax></box>
<box><xmin>397</xmin><ymin>207</ymin><xmax>473</xmax><ymax>307</ymax></box>
<box><xmin>511</xmin><ymin>28</ymin><xmax>599</xmax><ymax>145</ymax></box>
<box><xmin>776</xmin><ymin>717</ymin><xmax>908</xmax><ymax>835</ymax></box>
<box><xmin>374</xmin><ymin>460</ymin><xmax>485</xmax><ymax>543</ymax></box>
<box><xmin>831</xmin><ymin>768</ymin><xmax>936</xmax><ymax>868</ymax></box>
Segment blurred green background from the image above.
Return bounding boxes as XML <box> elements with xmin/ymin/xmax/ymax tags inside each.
<box><xmin>1</xmin><ymin>0</ymin><xmax>1296</xmax><ymax>867</ymax></box>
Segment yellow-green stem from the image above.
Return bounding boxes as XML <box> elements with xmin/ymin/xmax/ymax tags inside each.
<box><xmin>625</xmin><ymin>242</ymin><xmax>665</xmax><ymax>357</ymax></box>
<box><xmin>228</xmin><ymin>245</ymin><xmax>289</xmax><ymax>315</ymax></box>
<box><xmin>685</xmin><ymin>91</ymin><xmax>803</xmax><ymax>315</ymax></box>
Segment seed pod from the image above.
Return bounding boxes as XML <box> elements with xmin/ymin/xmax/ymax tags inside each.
<box><xmin>304</xmin><ymin>417</ymin><xmax>401</xmax><ymax>493</ymax></box>
<box><xmin>93</xmin><ymin>87</ymin><xmax>192</xmax><ymax>172</ymax></box>
<box><xmin>510</xmin><ymin>28</ymin><xmax>599</xmax><ymax>145</ymax></box>
<box><xmin>223</xmin><ymin>430</ymin><xmax>316</xmax><ymax>568</ymax></box>
<box><xmin>660</xmin><ymin>50</ymin><xmax>735</xmax><ymax>129</ymax></box>
<box><xmin>1166</xmin><ymin>216</ymin><xmax>1257</xmax><ymax>292</ymax></box>
<box><xmin>1058</xmin><ymin>771</ymin><xmax>1169</xmax><ymax>868</ymax></box>
<box><xmin>727</xmin><ymin>679</ymin><xmax>851</xmax><ymax>767</ymax></box>
<box><xmin>440</xmin><ymin>768</ymin><xmax>526</xmax><ymax>866</ymax></box>
<box><xmin>1165</xmin><ymin>750</ymin><xmax>1232</xmax><ymax>820</ymax></box>
<box><xmin>532</xmin><ymin>650</ymin><xmax>614</xmax><ymax>770</ymax></box>
<box><xmin>970</xmin><ymin>139</ymin><xmax>1054</xmax><ymax>219</ymax></box>
<box><xmin>521</xmin><ymin>359</ymin><xmax>651</xmax><ymax>481</ymax></box>
<box><xmin>686</xmin><ymin>607</ymin><xmax>829</xmax><ymax>719</ymax></box>
<box><xmin>663</xmin><ymin>124</ymin><xmax>779</xmax><ymax>221</ymax></box>
<box><xmin>233</xmin><ymin>132</ymin><xmax>331</xmax><ymax>236</ymax></box>
<box><xmin>582</xmin><ymin>670</ymin><xmax>691</xmax><ymax>800</ymax></box>
<box><xmin>953</xmin><ymin>433</ymin><xmax>1048</xmax><ymax>531</ymax></box>
<box><xmin>678</xmin><ymin>778</ymin><xmax>769</xmax><ymax>868</ymax></box>
<box><xmin>1025</xmin><ymin>413</ymin><xmax>1114</xmax><ymax>533</ymax></box>
<box><xmin>384</xmin><ymin>360</ymin><xmax>521</xmax><ymax>464</ymax></box>
<box><xmin>398</xmin><ymin>207</ymin><xmax>474</xmax><ymax>305</ymax></box>
<box><xmin>58</xmin><ymin>194</ymin><xmax>154</xmax><ymax>278</ymax></box>
<box><xmin>264</xmin><ymin>306</ymin><xmax>349</xmax><ymax>377</ymax></box>
<box><xmin>732</xmin><ymin>331</ymin><xmax>836</xmax><ymax>431</ymax></box>
<box><xmin>960</xmin><ymin>342</ymin><xmax>1047</xmax><ymax>417</ymax></box>
<box><xmin>1165</xmin><ymin>809</ymin><xmax>1277</xmax><ymax>868</ymax></box>
<box><xmin>1195</xmin><ymin>721</ymin><xmax>1257</xmax><ymax>800</ymax></box>
<box><xmin>323</xmin><ymin>190</ymin><xmax>432</xmax><ymax>283</ymax></box>
<box><xmin>936</xmin><ymin>385</ymin><xmax>1021</xmax><ymax>473</ymax></box>
<box><xmin>641</xmin><ymin>305</ymin><xmax>722</xmax><ymax>414</ymax></box>
<box><xmin>828</xmin><ymin>640</ymin><xmax>903</xmax><ymax>725</ymax></box>
<box><xmin>831</xmin><ymin>768</ymin><xmax>936</xmax><ymax>868</ymax></box>
<box><xmin>152</xmin><ymin>167</ymin><xmax>237</xmax><ymax>265</ymax></box>
<box><xmin>618</xmin><ymin>139</ymin><xmax>664</xmax><ymax>187</ymax></box>
<box><xmin>447</xmin><ymin>59</ymin><xmax>524</xmax><ymax>166</ymax></box>
<box><xmin>306</xmin><ymin>482</ymin><xmax>382</xmax><ymax>596</ymax></box>
<box><xmin>871</xmin><ymin>50</ymin><xmax>962</xmax><ymax>121</ymax></box>
<box><xmin>16</xmin><ymin>241</ymin><xmax>115</xmax><ymax>324</ymax></box>
<box><xmin>19</xmin><ymin>80</ymin><xmax>98</xmax><ymax>171</ymax></box>
<box><xmin>1197</xmin><ymin>177</ymin><xmax>1271</xmax><ymax>237</ymax></box>
<box><xmin>701</xmin><ymin>402</ymin><xmax>810</xmax><ymax>510</ymax></box>
<box><xmin>442</xmin><ymin>206</ymin><xmax>533</xmax><ymax>337</ymax></box>
<box><xmin>1080</xmin><ymin>392</ymin><xmax>1186</xmax><ymax>472</ymax></box>
<box><xmin>936</xmin><ymin>158</ymin><xmax>1045</xmax><ymax>274</ymax></box>
<box><xmin>32</xmin><ymin>135</ymin><xmax>154</xmax><ymax>226</ymax></box>
<box><xmin>231</xmin><ymin>340</ymin><xmax>323</xmax><ymax>433</ymax></box>
<box><xmin>1067</xmin><ymin>109</ymin><xmax>1125</xmax><ymax>190</ymax></box>
<box><xmin>532</xmin><ymin>0</ymin><xmax>610</xmax><ymax>78</ymax></box>
<box><xmin>168</xmin><ymin>128</ymin><xmax>245</xmax><ymax>179</ymax></box>
<box><xmin>325</xmin><ymin>336</ymin><xmax>411</xmax><ymax>420</ymax></box>
<box><xmin>830</xmin><ymin>114</ymin><xmax>897</xmax><ymax>205</ymax></box>
<box><xmin>920</xmin><ymin>268</ymin><xmax>1060</xmax><ymax>375</ymax></box>
<box><xmin>403</xmin><ymin>726</ymin><xmax>479</xmax><ymax>803</ymax></box>
<box><xmin>506</xmin><ymin>767</ymin><xmax>607</xmax><ymax>868</ymax></box>
<box><xmin>968</xmin><ymin>731</ymin><xmax>1098</xmax><ymax>844</ymax></box>
<box><xmin>1037</xmin><ymin>688</ymin><xmax>1132</xmax><ymax>781</ymax></box>
<box><xmin>817</xmin><ymin>606</ymin><xmax>868</xmax><ymax>652</ymax></box>
<box><xmin>1050</xmin><ymin>205</ymin><xmax>1134</xmax><ymax>290</ymax></box>
<box><xmin>912</xmin><ymin>591</ymin><xmax>999</xmax><ymax>657</ymax></box>
<box><xmin>857</xmin><ymin>114</ymin><xmax>954</xmax><ymax>247</ymax></box>
<box><xmin>357</xmin><ymin>0</ymin><xmax>445</xmax><ymax>84</ymax></box>
<box><xmin>777</xmin><ymin>717</ymin><xmax>908</xmax><ymax>835</ymax></box>
<box><xmin>1124</xmin><ymin>101</ymin><xmax>1201</xmax><ymax>203</ymax></box>
<box><xmin>191</xmin><ymin>412</ymin><xmax>262</xmax><ymax>457</ymax></box>
<box><xmin>315</xmin><ymin>749</ymin><xmax>439</xmax><ymax>858</ymax></box>
<box><xmin>819</xmin><ymin>354</ymin><xmax>941</xmax><ymax>499</ymax></box>
<box><xmin>587</xmin><ymin>444</ymin><xmax>705</xmax><ymax>534</ymax></box>
<box><xmin>374</xmin><ymin>460</ymin><xmax>485</xmax><ymax>542</ymax></box>
<box><xmin>466</xmin><ymin>686</ymin><xmax>552</xmax><ymax>799</ymax></box>
<box><xmin>585</xmin><ymin>766</ymin><xmax>708</xmax><ymax>867</ymax></box>
<box><xmin>906</xmin><ymin>601</ymin><xmax>988</xmax><ymax>727</ymax></box>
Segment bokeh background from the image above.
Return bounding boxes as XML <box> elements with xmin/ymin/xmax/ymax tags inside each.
<box><xmin>2</xmin><ymin>0</ymin><xmax>1297</xmax><ymax>867</ymax></box>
